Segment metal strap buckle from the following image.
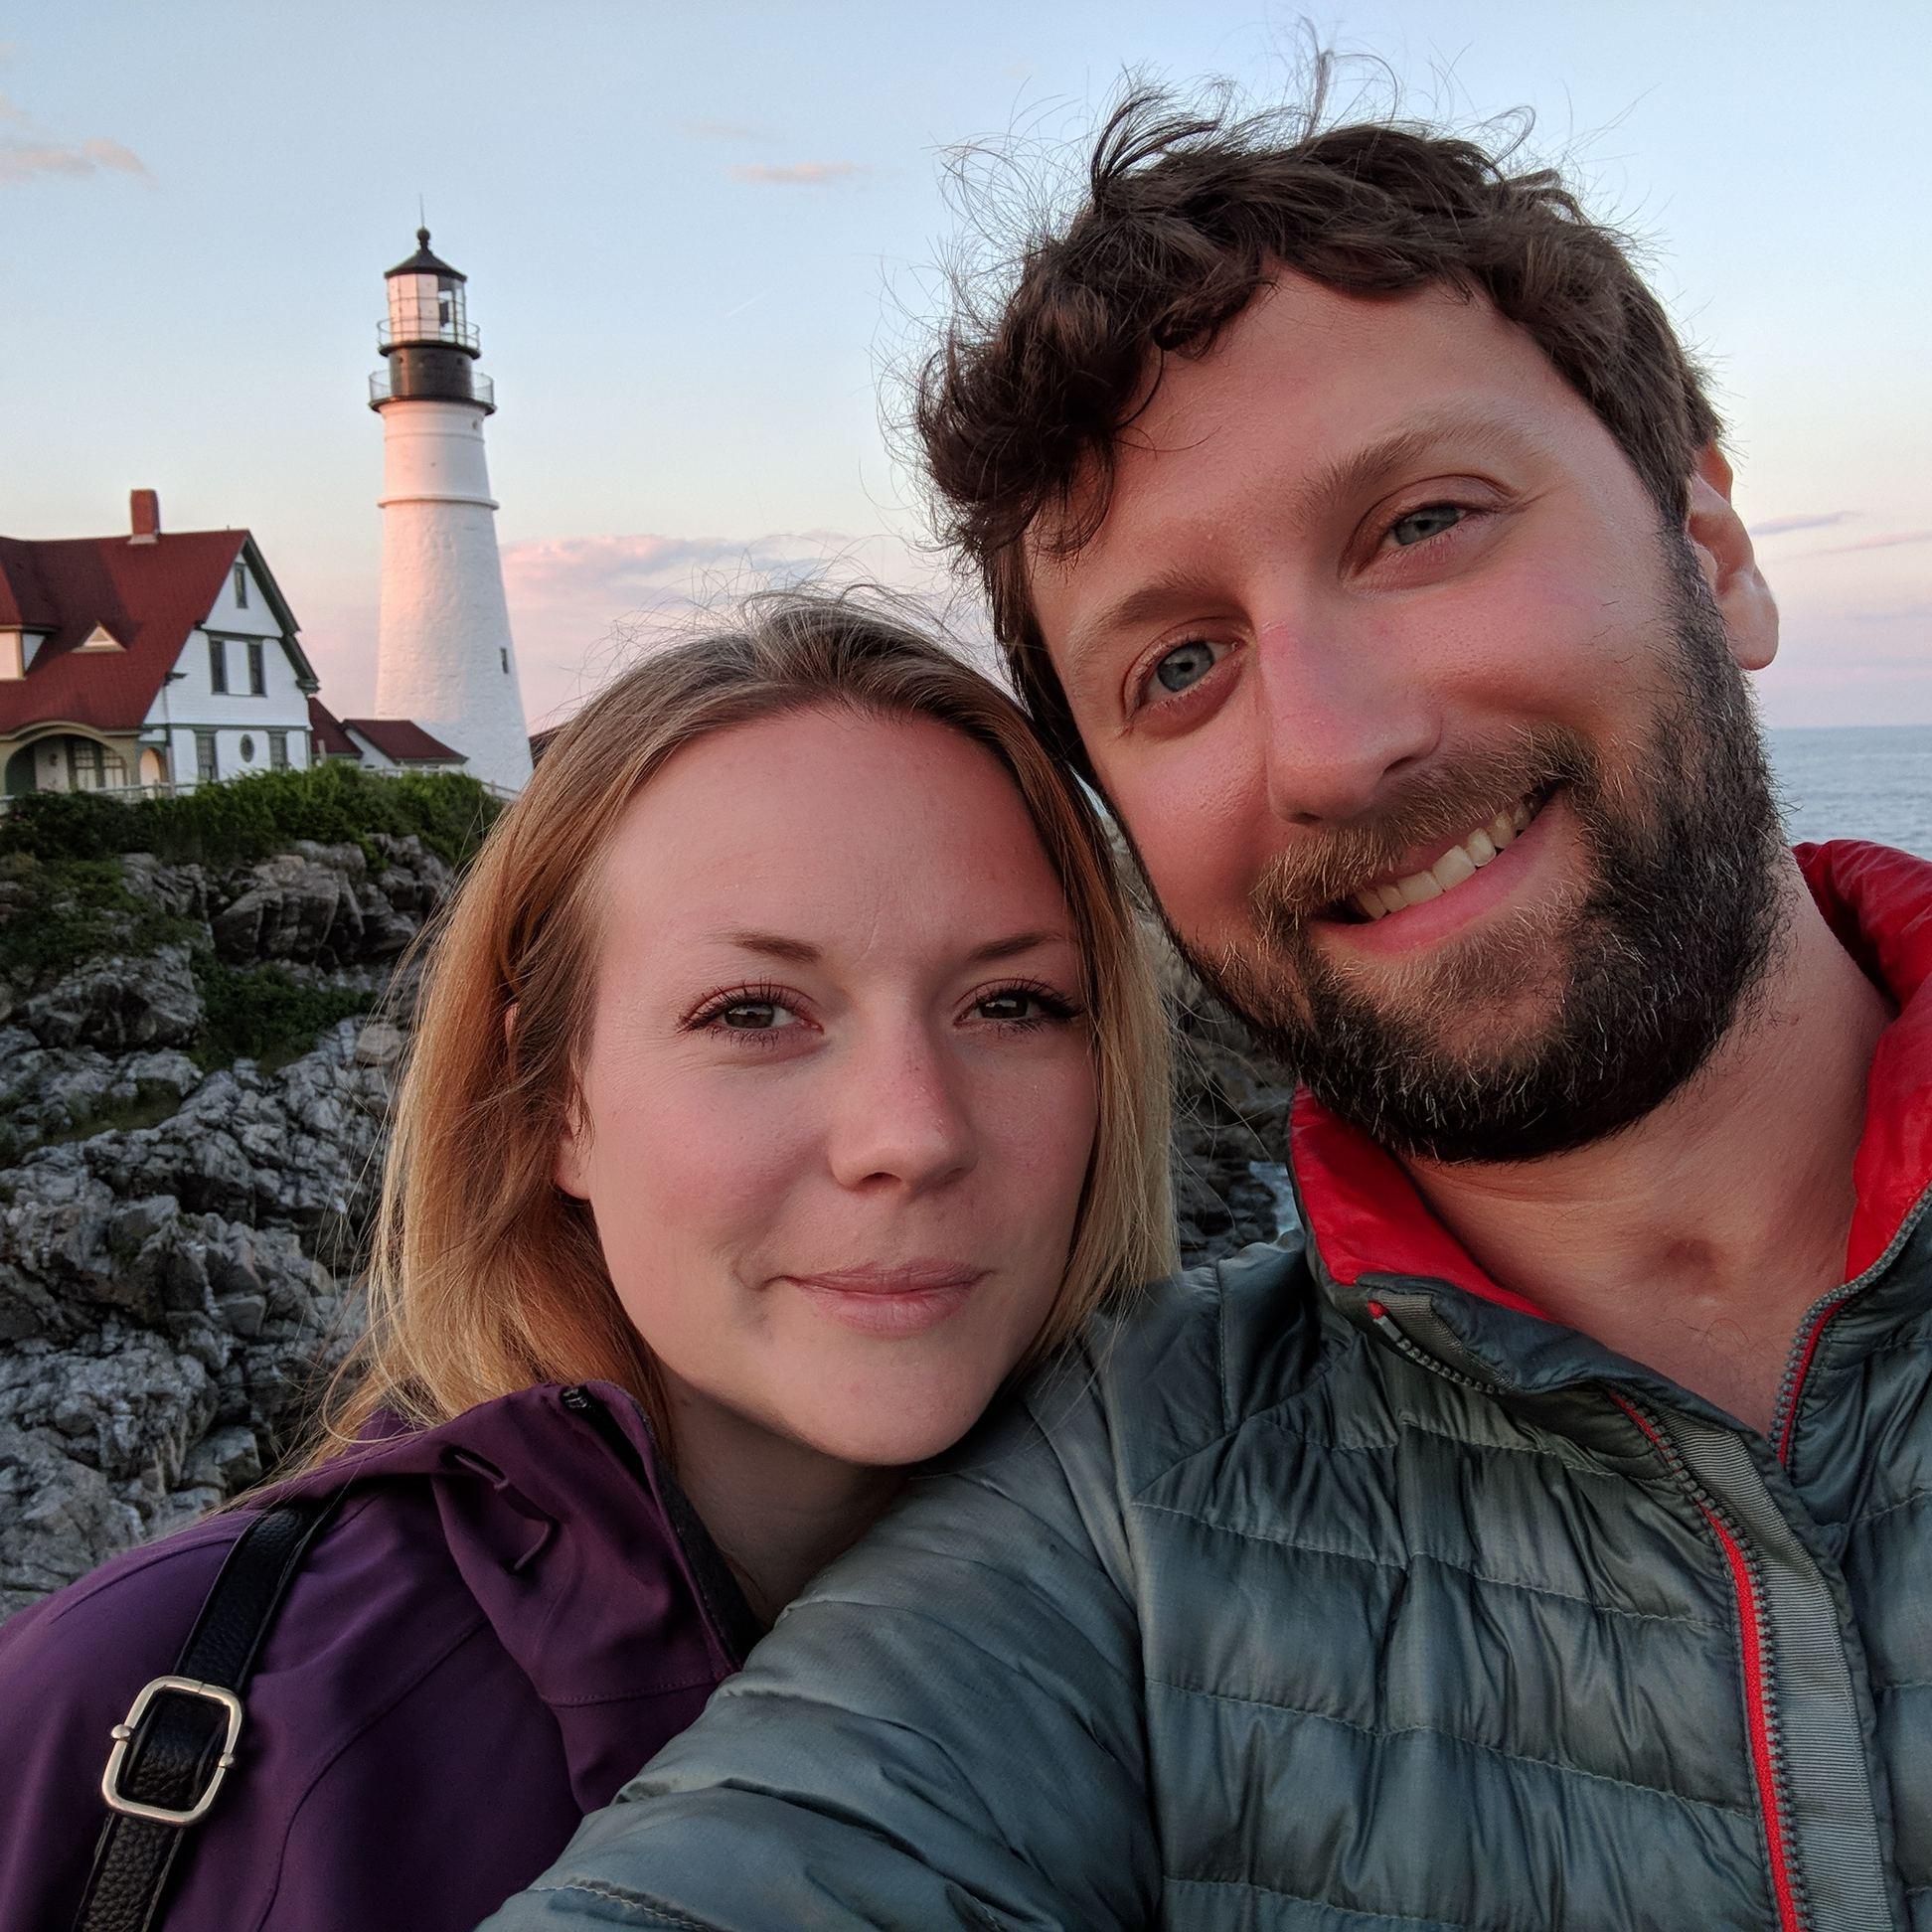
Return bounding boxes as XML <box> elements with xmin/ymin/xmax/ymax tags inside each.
<box><xmin>101</xmin><ymin>1676</ymin><xmax>245</xmax><ymax>1826</ymax></box>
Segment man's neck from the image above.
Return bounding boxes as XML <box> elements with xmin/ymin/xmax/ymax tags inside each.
<box><xmin>1405</xmin><ymin>861</ymin><xmax>1894</xmax><ymax>1434</ymax></box>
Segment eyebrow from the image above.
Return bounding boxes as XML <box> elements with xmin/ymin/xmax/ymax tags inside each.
<box><xmin>717</xmin><ymin>928</ymin><xmax>1075</xmax><ymax>967</ymax></box>
<box><xmin>1060</xmin><ymin>405</ymin><xmax>1545</xmax><ymax>672</ymax></box>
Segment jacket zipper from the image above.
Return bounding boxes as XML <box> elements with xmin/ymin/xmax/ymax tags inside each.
<box><xmin>1768</xmin><ymin>1181</ymin><xmax>1932</xmax><ymax>1468</ymax></box>
<box><xmin>1368</xmin><ymin>1307</ymin><xmax>1808</xmax><ymax>1928</ymax></box>
<box><xmin>1362</xmin><ymin>1301</ymin><xmax>1501</xmax><ymax>1392</ymax></box>
<box><xmin>1610</xmin><ymin>1392</ymin><xmax>1808</xmax><ymax>1932</ymax></box>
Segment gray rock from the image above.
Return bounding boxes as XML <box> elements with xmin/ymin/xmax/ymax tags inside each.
<box><xmin>119</xmin><ymin>854</ymin><xmax>212</xmax><ymax>923</ymax></box>
<box><xmin>352</xmin><ymin>1020</ymin><xmax>404</xmax><ymax>1067</ymax></box>
<box><xmin>19</xmin><ymin>944</ymin><xmax>203</xmax><ymax>1054</ymax></box>
<box><xmin>184</xmin><ymin>1424</ymin><xmax>262</xmax><ymax>1490</ymax></box>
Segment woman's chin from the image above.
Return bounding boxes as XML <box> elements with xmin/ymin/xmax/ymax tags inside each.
<box><xmin>787</xmin><ymin>1387</ymin><xmax>1003</xmax><ymax>1471</ymax></box>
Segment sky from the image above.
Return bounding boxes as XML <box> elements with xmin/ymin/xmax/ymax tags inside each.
<box><xmin>4</xmin><ymin>0</ymin><xmax>1929</xmax><ymax>730</ymax></box>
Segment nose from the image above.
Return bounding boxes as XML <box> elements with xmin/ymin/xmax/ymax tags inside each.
<box><xmin>1252</xmin><ymin>613</ymin><xmax>1439</xmax><ymax>825</ymax></box>
<box><xmin>825</xmin><ymin>1019</ymin><xmax>977</xmax><ymax>1195</ymax></box>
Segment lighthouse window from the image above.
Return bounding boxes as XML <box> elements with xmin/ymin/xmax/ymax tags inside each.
<box><xmin>208</xmin><ymin>636</ymin><xmax>229</xmax><ymax>694</ymax></box>
<box><xmin>500</xmin><ymin>648</ymin><xmax>509</xmax><ymax>674</ymax></box>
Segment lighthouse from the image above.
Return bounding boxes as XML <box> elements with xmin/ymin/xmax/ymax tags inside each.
<box><xmin>369</xmin><ymin>229</ymin><xmax>531</xmax><ymax>793</ymax></box>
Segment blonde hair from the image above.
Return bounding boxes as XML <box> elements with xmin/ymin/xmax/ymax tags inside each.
<box><xmin>308</xmin><ymin>589</ymin><xmax>1174</xmax><ymax>1464</ymax></box>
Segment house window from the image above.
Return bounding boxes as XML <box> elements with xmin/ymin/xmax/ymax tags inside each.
<box><xmin>268</xmin><ymin>730</ymin><xmax>288</xmax><ymax>770</ymax></box>
<box><xmin>234</xmin><ymin>563</ymin><xmax>248</xmax><ymax>607</ymax></box>
<box><xmin>70</xmin><ymin>740</ymin><xmax>105</xmax><ymax>792</ymax></box>
<box><xmin>246</xmin><ymin>640</ymin><xmax>265</xmax><ymax>695</ymax></box>
<box><xmin>196</xmin><ymin>732</ymin><xmax>218</xmax><ymax>784</ymax></box>
<box><xmin>209</xmin><ymin>636</ymin><xmax>229</xmax><ymax>694</ymax></box>
<box><xmin>240</xmin><ymin>734</ymin><xmax>256</xmax><ymax>764</ymax></box>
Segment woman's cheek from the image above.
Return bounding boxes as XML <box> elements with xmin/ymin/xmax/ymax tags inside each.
<box><xmin>590</xmin><ymin>1068</ymin><xmax>791</xmax><ymax>1306</ymax></box>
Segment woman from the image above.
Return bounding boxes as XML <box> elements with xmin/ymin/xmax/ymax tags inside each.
<box><xmin>0</xmin><ymin>592</ymin><xmax>1174</xmax><ymax>1932</ymax></box>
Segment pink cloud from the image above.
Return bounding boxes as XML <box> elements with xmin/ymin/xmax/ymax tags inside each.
<box><xmin>1802</xmin><ymin>529</ymin><xmax>1932</xmax><ymax>559</ymax></box>
<box><xmin>0</xmin><ymin>92</ymin><xmax>148</xmax><ymax>187</ymax></box>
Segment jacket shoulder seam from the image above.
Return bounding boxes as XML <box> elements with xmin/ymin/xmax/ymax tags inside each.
<box><xmin>246</xmin><ymin>1611</ymin><xmax>496</xmax><ymax>1926</ymax></box>
<box><xmin>1124</xmin><ymin>1296</ymin><xmax>1348</xmax><ymax>1502</ymax></box>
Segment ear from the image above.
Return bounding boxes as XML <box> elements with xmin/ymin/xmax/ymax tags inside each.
<box><xmin>1685</xmin><ymin>444</ymin><xmax>1779</xmax><ymax>672</ymax></box>
<box><xmin>554</xmin><ymin>1106</ymin><xmax>590</xmax><ymax>1201</ymax></box>
<box><xmin>509</xmin><ymin>999</ymin><xmax>591</xmax><ymax>1200</ymax></box>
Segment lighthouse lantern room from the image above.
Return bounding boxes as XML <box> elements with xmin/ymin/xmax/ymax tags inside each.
<box><xmin>368</xmin><ymin>228</ymin><xmax>530</xmax><ymax>793</ymax></box>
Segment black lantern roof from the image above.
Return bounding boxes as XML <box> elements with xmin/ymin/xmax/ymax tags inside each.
<box><xmin>385</xmin><ymin>228</ymin><xmax>465</xmax><ymax>282</ymax></box>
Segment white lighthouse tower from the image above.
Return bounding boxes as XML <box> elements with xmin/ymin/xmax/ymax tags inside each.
<box><xmin>369</xmin><ymin>229</ymin><xmax>531</xmax><ymax>793</ymax></box>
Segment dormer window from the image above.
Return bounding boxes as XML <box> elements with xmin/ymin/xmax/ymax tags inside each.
<box><xmin>234</xmin><ymin>563</ymin><xmax>248</xmax><ymax>608</ymax></box>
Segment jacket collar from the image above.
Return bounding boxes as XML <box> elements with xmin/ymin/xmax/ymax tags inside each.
<box><xmin>1292</xmin><ymin>840</ymin><xmax>1932</xmax><ymax>1320</ymax></box>
<box><xmin>269</xmin><ymin>1379</ymin><xmax>757</xmax><ymax>1714</ymax></box>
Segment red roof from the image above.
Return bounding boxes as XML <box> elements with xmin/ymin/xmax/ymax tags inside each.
<box><xmin>0</xmin><ymin>529</ymin><xmax>249</xmax><ymax>735</ymax></box>
<box><xmin>341</xmin><ymin>717</ymin><xmax>463</xmax><ymax>763</ymax></box>
<box><xmin>307</xmin><ymin>696</ymin><xmax>361</xmax><ymax>757</ymax></box>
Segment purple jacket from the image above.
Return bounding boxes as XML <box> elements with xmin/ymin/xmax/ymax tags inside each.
<box><xmin>0</xmin><ymin>1380</ymin><xmax>758</xmax><ymax>1931</ymax></box>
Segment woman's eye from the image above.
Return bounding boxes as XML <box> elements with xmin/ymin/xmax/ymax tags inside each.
<box><xmin>975</xmin><ymin>991</ymin><xmax>1039</xmax><ymax>1023</ymax></box>
<box><xmin>970</xmin><ymin>986</ymin><xmax>1076</xmax><ymax>1028</ymax></box>
<box><xmin>1387</xmin><ymin>503</ymin><xmax>1467</xmax><ymax>548</ymax></box>
<box><xmin>1149</xmin><ymin>639</ymin><xmax>1224</xmax><ymax>697</ymax></box>
<box><xmin>714</xmin><ymin>1001</ymin><xmax>798</xmax><ymax>1032</ymax></box>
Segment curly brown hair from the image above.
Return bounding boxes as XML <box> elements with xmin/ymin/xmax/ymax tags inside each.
<box><xmin>914</xmin><ymin>87</ymin><xmax>1723</xmax><ymax>772</ymax></box>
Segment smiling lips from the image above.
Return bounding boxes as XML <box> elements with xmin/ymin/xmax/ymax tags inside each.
<box><xmin>1347</xmin><ymin>793</ymin><xmax>1544</xmax><ymax>922</ymax></box>
<box><xmin>785</xmin><ymin>1262</ymin><xmax>988</xmax><ymax>1337</ymax></box>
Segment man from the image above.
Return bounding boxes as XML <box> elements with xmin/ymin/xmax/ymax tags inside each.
<box><xmin>487</xmin><ymin>93</ymin><xmax>1931</xmax><ymax>1930</ymax></box>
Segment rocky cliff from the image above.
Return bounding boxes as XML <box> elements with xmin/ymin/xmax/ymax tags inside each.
<box><xmin>0</xmin><ymin>831</ymin><xmax>1296</xmax><ymax>1624</ymax></box>
<box><xmin>0</xmin><ymin>835</ymin><xmax>451</xmax><ymax>1620</ymax></box>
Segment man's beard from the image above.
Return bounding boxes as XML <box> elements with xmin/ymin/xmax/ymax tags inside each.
<box><xmin>1179</xmin><ymin>533</ymin><xmax>1790</xmax><ymax>1164</ymax></box>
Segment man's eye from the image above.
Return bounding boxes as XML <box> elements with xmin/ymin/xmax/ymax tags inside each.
<box><xmin>1387</xmin><ymin>504</ymin><xmax>1466</xmax><ymax>548</ymax></box>
<box><xmin>1151</xmin><ymin>640</ymin><xmax>1222</xmax><ymax>695</ymax></box>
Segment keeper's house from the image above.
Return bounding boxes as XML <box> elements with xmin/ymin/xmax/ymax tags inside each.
<box><xmin>0</xmin><ymin>490</ymin><xmax>319</xmax><ymax>797</ymax></box>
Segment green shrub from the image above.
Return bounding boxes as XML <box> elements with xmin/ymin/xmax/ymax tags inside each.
<box><xmin>192</xmin><ymin>960</ymin><xmax>377</xmax><ymax>1070</ymax></box>
<box><xmin>0</xmin><ymin>763</ymin><xmax>502</xmax><ymax>871</ymax></box>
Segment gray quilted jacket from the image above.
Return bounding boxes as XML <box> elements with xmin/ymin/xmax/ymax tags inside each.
<box><xmin>483</xmin><ymin>841</ymin><xmax>1932</xmax><ymax>1931</ymax></box>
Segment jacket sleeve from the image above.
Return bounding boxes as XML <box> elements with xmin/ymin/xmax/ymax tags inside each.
<box><xmin>477</xmin><ymin>1365</ymin><xmax>1155</xmax><ymax>1930</ymax></box>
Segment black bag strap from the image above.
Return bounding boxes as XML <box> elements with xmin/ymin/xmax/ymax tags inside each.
<box><xmin>73</xmin><ymin>1489</ymin><xmax>344</xmax><ymax>1932</ymax></box>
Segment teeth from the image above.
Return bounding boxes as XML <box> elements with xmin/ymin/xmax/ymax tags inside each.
<box><xmin>1349</xmin><ymin>793</ymin><xmax>1542</xmax><ymax>922</ymax></box>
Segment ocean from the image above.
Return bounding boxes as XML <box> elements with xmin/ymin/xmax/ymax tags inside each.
<box><xmin>1768</xmin><ymin>725</ymin><xmax>1932</xmax><ymax>860</ymax></box>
